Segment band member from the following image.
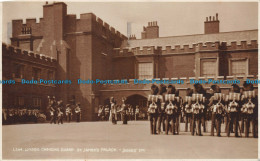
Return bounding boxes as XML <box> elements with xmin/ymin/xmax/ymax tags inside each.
<box><xmin>135</xmin><ymin>105</ymin><xmax>140</xmax><ymax>121</ymax></box>
<box><xmin>104</xmin><ymin>105</ymin><xmax>110</xmax><ymax>121</ymax></box>
<box><xmin>157</xmin><ymin>84</ymin><xmax>167</xmax><ymax>134</ymax></box>
<box><xmin>183</xmin><ymin>88</ymin><xmax>193</xmax><ymax>132</ymax></box>
<box><xmin>241</xmin><ymin>82</ymin><xmax>258</xmax><ymax>138</ymax></box>
<box><xmin>165</xmin><ymin>85</ymin><xmax>177</xmax><ymax>135</ymax></box>
<box><xmin>148</xmin><ymin>84</ymin><xmax>159</xmax><ymax>135</ymax></box>
<box><xmin>226</xmin><ymin>84</ymin><xmax>241</xmax><ymax>137</ymax></box>
<box><xmin>191</xmin><ymin>84</ymin><xmax>206</xmax><ymax>136</ymax></box>
<box><xmin>66</xmin><ymin>104</ymin><xmax>73</xmax><ymax>122</ymax></box>
<box><xmin>75</xmin><ymin>103</ymin><xmax>81</xmax><ymax>122</ymax></box>
<box><xmin>208</xmin><ymin>85</ymin><xmax>225</xmax><ymax>137</ymax></box>
<box><xmin>110</xmin><ymin>97</ymin><xmax>117</xmax><ymax>124</ymax></box>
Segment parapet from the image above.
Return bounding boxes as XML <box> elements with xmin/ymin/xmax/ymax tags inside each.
<box><xmin>76</xmin><ymin>13</ymin><xmax>127</xmax><ymax>40</ymax></box>
<box><xmin>115</xmin><ymin>40</ymin><xmax>258</xmax><ymax>56</ymax></box>
<box><xmin>226</xmin><ymin>40</ymin><xmax>258</xmax><ymax>50</ymax></box>
<box><xmin>2</xmin><ymin>43</ymin><xmax>57</xmax><ymax>66</ymax></box>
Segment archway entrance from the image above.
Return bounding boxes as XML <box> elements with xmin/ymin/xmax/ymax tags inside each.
<box><xmin>125</xmin><ymin>94</ymin><xmax>148</xmax><ymax>119</ymax></box>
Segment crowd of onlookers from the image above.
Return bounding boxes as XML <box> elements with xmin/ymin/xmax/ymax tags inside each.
<box><xmin>2</xmin><ymin>108</ymin><xmax>46</xmax><ymax>125</ymax></box>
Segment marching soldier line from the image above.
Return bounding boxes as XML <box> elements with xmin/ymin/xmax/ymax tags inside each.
<box><xmin>146</xmin><ymin>82</ymin><xmax>258</xmax><ymax>138</ymax></box>
<box><xmin>102</xmin><ymin>82</ymin><xmax>258</xmax><ymax>138</ymax></box>
<box><xmin>2</xmin><ymin>82</ymin><xmax>258</xmax><ymax>138</ymax></box>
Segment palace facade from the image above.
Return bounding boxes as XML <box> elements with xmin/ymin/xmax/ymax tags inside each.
<box><xmin>3</xmin><ymin>2</ymin><xmax>258</xmax><ymax>120</ymax></box>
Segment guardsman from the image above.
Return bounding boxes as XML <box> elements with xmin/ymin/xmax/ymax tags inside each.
<box><xmin>116</xmin><ymin>105</ymin><xmax>121</xmax><ymax>121</ymax></box>
<box><xmin>226</xmin><ymin>84</ymin><xmax>241</xmax><ymax>137</ymax></box>
<box><xmin>208</xmin><ymin>85</ymin><xmax>225</xmax><ymax>137</ymax></box>
<box><xmin>66</xmin><ymin>104</ymin><xmax>72</xmax><ymax>122</ymax></box>
<box><xmin>148</xmin><ymin>84</ymin><xmax>159</xmax><ymax>135</ymax></box>
<box><xmin>49</xmin><ymin>106</ymin><xmax>55</xmax><ymax>124</ymax></box>
<box><xmin>57</xmin><ymin>106</ymin><xmax>64</xmax><ymax>124</ymax></box>
<box><xmin>135</xmin><ymin>105</ymin><xmax>140</xmax><ymax>121</ymax></box>
<box><xmin>191</xmin><ymin>84</ymin><xmax>206</xmax><ymax>136</ymax></box>
<box><xmin>98</xmin><ymin>105</ymin><xmax>105</xmax><ymax>121</ymax></box>
<box><xmin>175</xmin><ymin>90</ymin><xmax>181</xmax><ymax>135</ymax></box>
<box><xmin>104</xmin><ymin>105</ymin><xmax>110</xmax><ymax>121</ymax></box>
<box><xmin>241</xmin><ymin>82</ymin><xmax>258</xmax><ymax>138</ymax></box>
<box><xmin>110</xmin><ymin>97</ymin><xmax>117</xmax><ymax>124</ymax></box>
<box><xmin>157</xmin><ymin>84</ymin><xmax>167</xmax><ymax>134</ymax></box>
<box><xmin>48</xmin><ymin>96</ymin><xmax>57</xmax><ymax>124</ymax></box>
<box><xmin>57</xmin><ymin>101</ymin><xmax>64</xmax><ymax>124</ymax></box>
<box><xmin>119</xmin><ymin>97</ymin><xmax>128</xmax><ymax>124</ymax></box>
<box><xmin>183</xmin><ymin>88</ymin><xmax>193</xmax><ymax>132</ymax></box>
<box><xmin>75</xmin><ymin>103</ymin><xmax>81</xmax><ymax>122</ymax></box>
<box><xmin>165</xmin><ymin>85</ymin><xmax>177</xmax><ymax>135</ymax></box>
<box><xmin>130</xmin><ymin>105</ymin><xmax>134</xmax><ymax>120</ymax></box>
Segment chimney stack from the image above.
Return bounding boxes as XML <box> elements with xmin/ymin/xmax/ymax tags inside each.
<box><xmin>141</xmin><ymin>21</ymin><xmax>159</xmax><ymax>39</ymax></box>
<box><xmin>204</xmin><ymin>13</ymin><xmax>220</xmax><ymax>34</ymax></box>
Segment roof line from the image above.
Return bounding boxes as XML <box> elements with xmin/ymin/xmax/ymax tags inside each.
<box><xmin>131</xmin><ymin>29</ymin><xmax>258</xmax><ymax>41</ymax></box>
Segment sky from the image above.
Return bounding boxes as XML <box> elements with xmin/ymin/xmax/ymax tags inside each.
<box><xmin>1</xmin><ymin>1</ymin><xmax>258</xmax><ymax>44</ymax></box>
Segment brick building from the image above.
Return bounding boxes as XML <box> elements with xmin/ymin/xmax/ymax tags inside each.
<box><xmin>3</xmin><ymin>2</ymin><xmax>258</xmax><ymax>121</ymax></box>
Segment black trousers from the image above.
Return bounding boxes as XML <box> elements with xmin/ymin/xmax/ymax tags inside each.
<box><xmin>227</xmin><ymin>112</ymin><xmax>239</xmax><ymax>137</ymax></box>
<box><xmin>150</xmin><ymin>113</ymin><xmax>157</xmax><ymax>134</ymax></box>
<box><xmin>191</xmin><ymin>113</ymin><xmax>202</xmax><ymax>136</ymax></box>
<box><xmin>111</xmin><ymin>114</ymin><xmax>117</xmax><ymax>124</ymax></box>
<box><xmin>185</xmin><ymin>113</ymin><xmax>192</xmax><ymax>132</ymax></box>
<box><xmin>157</xmin><ymin>113</ymin><xmax>166</xmax><ymax>133</ymax></box>
<box><xmin>67</xmin><ymin>113</ymin><xmax>72</xmax><ymax>122</ymax></box>
<box><xmin>122</xmin><ymin>113</ymin><xmax>128</xmax><ymax>124</ymax></box>
<box><xmin>211</xmin><ymin>113</ymin><xmax>222</xmax><ymax>136</ymax></box>
<box><xmin>50</xmin><ymin>115</ymin><xmax>56</xmax><ymax>124</ymax></box>
<box><xmin>201</xmin><ymin>112</ymin><xmax>207</xmax><ymax>132</ymax></box>
<box><xmin>76</xmin><ymin>113</ymin><xmax>80</xmax><ymax>122</ymax></box>
<box><xmin>165</xmin><ymin>114</ymin><xmax>175</xmax><ymax>135</ymax></box>
<box><xmin>245</xmin><ymin>114</ymin><xmax>257</xmax><ymax>138</ymax></box>
<box><xmin>57</xmin><ymin>116</ymin><xmax>63</xmax><ymax>124</ymax></box>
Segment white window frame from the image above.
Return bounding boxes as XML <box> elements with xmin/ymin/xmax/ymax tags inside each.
<box><xmin>137</xmin><ymin>62</ymin><xmax>154</xmax><ymax>79</ymax></box>
<box><xmin>228</xmin><ymin>58</ymin><xmax>249</xmax><ymax>76</ymax></box>
<box><xmin>200</xmin><ymin>58</ymin><xmax>218</xmax><ymax>77</ymax></box>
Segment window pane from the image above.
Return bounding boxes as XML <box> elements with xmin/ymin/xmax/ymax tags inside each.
<box><xmin>14</xmin><ymin>64</ymin><xmax>24</xmax><ymax>78</ymax></box>
<box><xmin>32</xmin><ymin>68</ymin><xmax>41</xmax><ymax>80</ymax></box>
<box><xmin>138</xmin><ymin>63</ymin><xmax>153</xmax><ymax>79</ymax></box>
<box><xmin>231</xmin><ymin>60</ymin><xmax>246</xmax><ymax>76</ymax></box>
<box><xmin>201</xmin><ymin>60</ymin><xmax>216</xmax><ymax>77</ymax></box>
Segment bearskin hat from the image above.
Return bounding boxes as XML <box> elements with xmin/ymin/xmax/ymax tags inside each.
<box><xmin>231</xmin><ymin>84</ymin><xmax>240</xmax><ymax>93</ymax></box>
<box><xmin>194</xmin><ymin>84</ymin><xmax>206</xmax><ymax>95</ymax></box>
<box><xmin>243</xmin><ymin>81</ymin><xmax>254</xmax><ymax>91</ymax></box>
<box><xmin>211</xmin><ymin>85</ymin><xmax>221</xmax><ymax>93</ymax></box>
<box><xmin>167</xmin><ymin>85</ymin><xmax>176</xmax><ymax>94</ymax></box>
<box><xmin>159</xmin><ymin>84</ymin><xmax>167</xmax><ymax>95</ymax></box>
<box><xmin>151</xmin><ymin>84</ymin><xmax>159</xmax><ymax>95</ymax></box>
<box><xmin>186</xmin><ymin>88</ymin><xmax>193</xmax><ymax>96</ymax></box>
